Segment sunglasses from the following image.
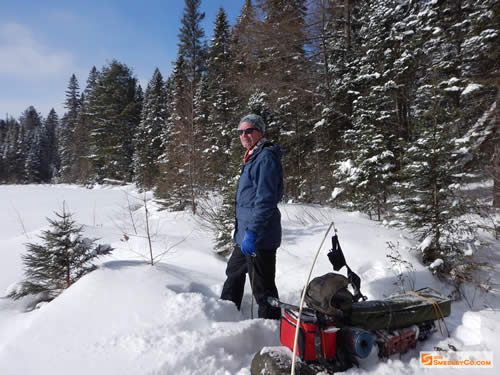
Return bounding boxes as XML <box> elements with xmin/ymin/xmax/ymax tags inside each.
<box><xmin>236</xmin><ymin>128</ymin><xmax>258</xmax><ymax>136</ymax></box>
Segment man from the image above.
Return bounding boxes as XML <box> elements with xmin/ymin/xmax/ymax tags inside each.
<box><xmin>220</xmin><ymin>113</ymin><xmax>283</xmax><ymax>320</ymax></box>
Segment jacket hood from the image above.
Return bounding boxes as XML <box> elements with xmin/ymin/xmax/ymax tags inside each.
<box><xmin>250</xmin><ymin>139</ymin><xmax>282</xmax><ymax>162</ymax></box>
<box><xmin>265</xmin><ymin>143</ymin><xmax>282</xmax><ymax>159</ymax></box>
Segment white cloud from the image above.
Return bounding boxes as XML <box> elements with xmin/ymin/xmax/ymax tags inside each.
<box><xmin>0</xmin><ymin>23</ymin><xmax>73</xmax><ymax>80</ymax></box>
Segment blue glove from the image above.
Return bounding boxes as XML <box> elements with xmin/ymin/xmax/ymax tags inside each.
<box><xmin>241</xmin><ymin>231</ymin><xmax>257</xmax><ymax>256</ymax></box>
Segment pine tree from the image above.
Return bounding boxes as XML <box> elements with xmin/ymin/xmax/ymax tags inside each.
<box><xmin>59</xmin><ymin>74</ymin><xmax>81</xmax><ymax>182</ymax></box>
<box><xmin>495</xmin><ymin>79</ymin><xmax>500</xmax><ymax>208</ymax></box>
<box><xmin>157</xmin><ymin>54</ymin><xmax>192</xmax><ymax>209</ymax></box>
<box><xmin>8</xmin><ymin>205</ymin><xmax>113</xmax><ymax>301</ymax></box>
<box><xmin>19</xmin><ymin>106</ymin><xmax>44</xmax><ymax>183</ymax></box>
<box><xmin>231</xmin><ymin>0</ymin><xmax>259</xmax><ymax>99</ymax></box>
<box><xmin>205</xmin><ymin>7</ymin><xmax>241</xmax><ymax>186</ymax></box>
<box><xmin>44</xmin><ymin>109</ymin><xmax>60</xmax><ymax>181</ymax></box>
<box><xmin>73</xmin><ymin>67</ymin><xmax>100</xmax><ymax>184</ymax></box>
<box><xmin>24</xmin><ymin>128</ymin><xmax>42</xmax><ymax>183</ymax></box>
<box><xmin>4</xmin><ymin>118</ymin><xmax>22</xmax><ymax>182</ymax></box>
<box><xmin>161</xmin><ymin>0</ymin><xmax>207</xmax><ymax>213</ymax></box>
<box><xmin>333</xmin><ymin>102</ymin><xmax>395</xmax><ymax>220</ymax></box>
<box><xmin>71</xmin><ymin>94</ymin><xmax>91</xmax><ymax>183</ymax></box>
<box><xmin>121</xmin><ymin>83</ymin><xmax>143</xmax><ymax>182</ymax></box>
<box><xmin>307</xmin><ymin>0</ymin><xmax>351</xmax><ymax>202</ymax></box>
<box><xmin>0</xmin><ymin>119</ymin><xmax>6</xmax><ymax>181</ymax></box>
<box><xmin>460</xmin><ymin>0</ymin><xmax>499</xmax><ymax>207</ymax></box>
<box><xmin>254</xmin><ymin>0</ymin><xmax>317</xmax><ymax>201</ymax></box>
<box><xmin>193</xmin><ymin>75</ymin><xmax>211</xmax><ymax>187</ymax></box>
<box><xmin>254</xmin><ymin>0</ymin><xmax>309</xmax><ymax>92</ymax></box>
<box><xmin>134</xmin><ymin>68</ymin><xmax>168</xmax><ymax>189</ymax></box>
<box><xmin>0</xmin><ymin>117</ymin><xmax>20</xmax><ymax>182</ymax></box>
<box><xmin>178</xmin><ymin>0</ymin><xmax>207</xmax><ymax>85</ymax></box>
<box><xmin>213</xmin><ymin>154</ymin><xmax>240</xmax><ymax>256</ymax></box>
<box><xmin>87</xmin><ymin>60</ymin><xmax>141</xmax><ymax>183</ymax></box>
<box><xmin>393</xmin><ymin>84</ymin><xmax>488</xmax><ymax>282</ymax></box>
<box><xmin>205</xmin><ymin>7</ymin><xmax>247</xmax><ymax>249</ymax></box>
<box><xmin>247</xmin><ymin>90</ymin><xmax>275</xmax><ymax>133</ymax></box>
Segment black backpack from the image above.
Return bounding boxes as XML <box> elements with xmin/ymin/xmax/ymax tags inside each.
<box><xmin>304</xmin><ymin>273</ymin><xmax>354</xmax><ymax>318</ymax></box>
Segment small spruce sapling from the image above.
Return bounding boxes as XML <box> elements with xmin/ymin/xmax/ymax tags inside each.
<box><xmin>8</xmin><ymin>205</ymin><xmax>113</xmax><ymax>301</ymax></box>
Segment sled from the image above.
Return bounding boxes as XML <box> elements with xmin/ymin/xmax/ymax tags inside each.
<box><xmin>254</xmin><ymin>234</ymin><xmax>451</xmax><ymax>374</ymax></box>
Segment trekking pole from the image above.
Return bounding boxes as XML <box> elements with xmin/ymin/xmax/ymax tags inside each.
<box><xmin>291</xmin><ymin>222</ymin><xmax>335</xmax><ymax>375</ymax></box>
<box><xmin>250</xmin><ymin>254</ymin><xmax>256</xmax><ymax>320</ymax></box>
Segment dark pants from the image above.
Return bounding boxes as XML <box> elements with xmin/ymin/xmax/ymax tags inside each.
<box><xmin>220</xmin><ymin>246</ymin><xmax>281</xmax><ymax>319</ymax></box>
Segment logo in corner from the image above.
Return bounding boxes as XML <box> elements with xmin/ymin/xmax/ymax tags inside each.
<box><xmin>421</xmin><ymin>353</ymin><xmax>433</xmax><ymax>366</ymax></box>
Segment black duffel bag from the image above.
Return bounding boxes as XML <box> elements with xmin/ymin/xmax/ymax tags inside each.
<box><xmin>348</xmin><ymin>287</ymin><xmax>451</xmax><ymax>330</ymax></box>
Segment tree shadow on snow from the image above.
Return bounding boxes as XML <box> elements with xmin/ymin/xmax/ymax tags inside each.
<box><xmin>101</xmin><ymin>260</ymin><xmax>152</xmax><ymax>269</ymax></box>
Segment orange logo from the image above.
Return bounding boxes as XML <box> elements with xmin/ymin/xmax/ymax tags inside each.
<box><xmin>421</xmin><ymin>353</ymin><xmax>433</xmax><ymax>365</ymax></box>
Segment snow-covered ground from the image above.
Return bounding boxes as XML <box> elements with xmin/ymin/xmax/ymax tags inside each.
<box><xmin>0</xmin><ymin>184</ymin><xmax>498</xmax><ymax>374</ymax></box>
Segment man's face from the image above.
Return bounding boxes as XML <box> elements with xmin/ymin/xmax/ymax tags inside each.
<box><xmin>239</xmin><ymin>121</ymin><xmax>263</xmax><ymax>150</ymax></box>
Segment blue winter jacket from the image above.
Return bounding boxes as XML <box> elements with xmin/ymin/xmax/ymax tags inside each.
<box><xmin>234</xmin><ymin>140</ymin><xmax>284</xmax><ymax>249</ymax></box>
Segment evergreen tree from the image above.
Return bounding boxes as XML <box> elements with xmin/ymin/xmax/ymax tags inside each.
<box><xmin>88</xmin><ymin>60</ymin><xmax>141</xmax><ymax>183</ymax></box>
<box><xmin>24</xmin><ymin>128</ymin><xmax>42</xmax><ymax>183</ymax></box>
<box><xmin>121</xmin><ymin>83</ymin><xmax>143</xmax><ymax>182</ymax></box>
<box><xmin>460</xmin><ymin>0</ymin><xmax>499</xmax><ymax>207</ymax></box>
<box><xmin>0</xmin><ymin>119</ymin><xmax>6</xmax><ymax>141</ymax></box>
<box><xmin>254</xmin><ymin>0</ymin><xmax>317</xmax><ymax>201</ymax></box>
<box><xmin>157</xmin><ymin>54</ymin><xmax>192</xmax><ymax>209</ymax></box>
<box><xmin>71</xmin><ymin>94</ymin><xmax>91</xmax><ymax>183</ymax></box>
<box><xmin>393</xmin><ymin>85</ymin><xmax>488</xmax><ymax>282</ymax></box>
<box><xmin>231</xmin><ymin>0</ymin><xmax>259</xmax><ymax>99</ymax></box>
<box><xmin>73</xmin><ymin>67</ymin><xmax>100</xmax><ymax>184</ymax></box>
<box><xmin>0</xmin><ymin>117</ymin><xmax>19</xmax><ymax>182</ymax></box>
<box><xmin>193</xmin><ymin>75</ymin><xmax>211</xmax><ymax>187</ymax></box>
<box><xmin>3</xmin><ymin>118</ymin><xmax>22</xmax><ymax>182</ymax></box>
<box><xmin>59</xmin><ymin>74</ymin><xmax>81</xmax><ymax>182</ymax></box>
<box><xmin>19</xmin><ymin>106</ymin><xmax>44</xmax><ymax>183</ymax></box>
<box><xmin>333</xmin><ymin>104</ymin><xmax>395</xmax><ymax>220</ymax></box>
<box><xmin>205</xmin><ymin>7</ymin><xmax>241</xmax><ymax>186</ymax></box>
<box><xmin>212</xmin><ymin>154</ymin><xmax>240</xmax><ymax>256</ymax></box>
<box><xmin>8</xmin><ymin>206</ymin><xmax>113</xmax><ymax>300</ymax></box>
<box><xmin>161</xmin><ymin>0</ymin><xmax>207</xmax><ymax>213</ymax></box>
<box><xmin>44</xmin><ymin>109</ymin><xmax>60</xmax><ymax>181</ymax></box>
<box><xmin>247</xmin><ymin>90</ymin><xmax>275</xmax><ymax>133</ymax></box>
<box><xmin>178</xmin><ymin>0</ymin><xmax>207</xmax><ymax>85</ymax></box>
<box><xmin>134</xmin><ymin>68</ymin><xmax>168</xmax><ymax>188</ymax></box>
<box><xmin>307</xmin><ymin>0</ymin><xmax>349</xmax><ymax>202</ymax></box>
<box><xmin>0</xmin><ymin>119</ymin><xmax>5</xmax><ymax>181</ymax></box>
<box><xmin>254</xmin><ymin>0</ymin><xmax>309</xmax><ymax>92</ymax></box>
<box><xmin>205</xmin><ymin>9</ymin><xmax>245</xmax><ymax>249</ymax></box>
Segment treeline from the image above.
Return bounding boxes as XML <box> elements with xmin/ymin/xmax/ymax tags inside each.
<box><xmin>0</xmin><ymin>0</ymin><xmax>498</xmax><ymax>281</ymax></box>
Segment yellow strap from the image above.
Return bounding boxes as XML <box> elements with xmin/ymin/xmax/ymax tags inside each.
<box><xmin>409</xmin><ymin>291</ymin><xmax>450</xmax><ymax>337</ymax></box>
<box><xmin>321</xmin><ymin>330</ymin><xmax>326</xmax><ymax>358</ymax></box>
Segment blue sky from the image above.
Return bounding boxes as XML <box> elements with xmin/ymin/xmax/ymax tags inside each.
<box><xmin>0</xmin><ymin>0</ymin><xmax>244</xmax><ymax>120</ymax></box>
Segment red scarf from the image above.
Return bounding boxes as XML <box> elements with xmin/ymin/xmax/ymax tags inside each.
<box><xmin>244</xmin><ymin>142</ymin><xmax>259</xmax><ymax>164</ymax></box>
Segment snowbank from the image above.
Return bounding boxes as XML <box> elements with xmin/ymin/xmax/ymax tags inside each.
<box><xmin>0</xmin><ymin>185</ymin><xmax>498</xmax><ymax>374</ymax></box>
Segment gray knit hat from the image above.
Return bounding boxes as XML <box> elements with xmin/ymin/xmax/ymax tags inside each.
<box><xmin>239</xmin><ymin>114</ymin><xmax>266</xmax><ymax>134</ymax></box>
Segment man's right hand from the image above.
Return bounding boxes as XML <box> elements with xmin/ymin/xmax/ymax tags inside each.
<box><xmin>241</xmin><ymin>231</ymin><xmax>257</xmax><ymax>256</ymax></box>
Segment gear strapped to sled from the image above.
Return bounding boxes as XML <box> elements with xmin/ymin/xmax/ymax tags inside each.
<box><xmin>276</xmin><ymin>233</ymin><xmax>452</xmax><ymax>374</ymax></box>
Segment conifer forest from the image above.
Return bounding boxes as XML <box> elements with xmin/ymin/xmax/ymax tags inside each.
<box><xmin>1</xmin><ymin>0</ymin><xmax>499</xmax><ymax>282</ymax></box>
